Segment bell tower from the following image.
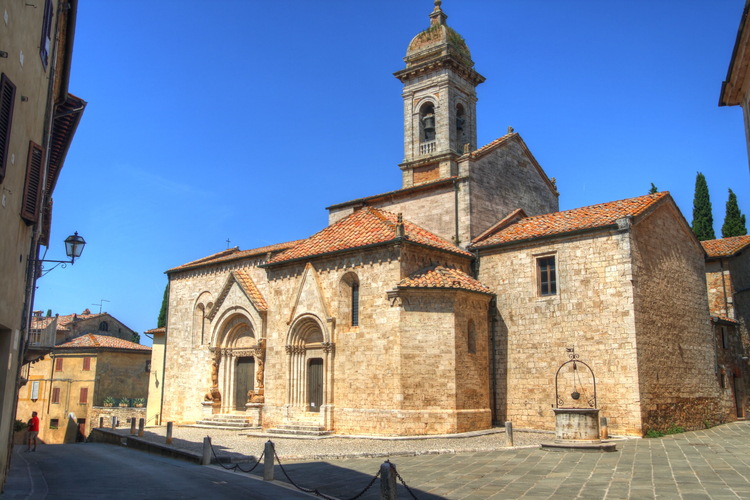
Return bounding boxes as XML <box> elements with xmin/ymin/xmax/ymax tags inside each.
<box><xmin>394</xmin><ymin>1</ymin><xmax>485</xmax><ymax>188</ymax></box>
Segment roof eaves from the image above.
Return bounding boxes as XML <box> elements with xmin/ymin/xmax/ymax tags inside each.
<box><xmin>326</xmin><ymin>178</ymin><xmax>458</xmax><ymax>211</ymax></box>
<box><xmin>471</xmin><ymin>223</ymin><xmax>620</xmax><ymax>253</ymax></box>
<box><xmin>395</xmin><ymin>285</ymin><xmax>495</xmax><ymax>296</ymax></box>
<box><xmin>262</xmin><ymin>239</ymin><xmax>400</xmax><ymax>268</ymax></box>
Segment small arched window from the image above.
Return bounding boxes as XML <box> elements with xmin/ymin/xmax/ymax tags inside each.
<box><xmin>467</xmin><ymin>320</ymin><xmax>476</xmax><ymax>354</ymax></box>
<box><xmin>351</xmin><ymin>283</ymin><xmax>360</xmax><ymax>327</ymax></box>
<box><xmin>420</xmin><ymin>102</ymin><xmax>436</xmax><ymax>142</ymax></box>
<box><xmin>339</xmin><ymin>272</ymin><xmax>360</xmax><ymax>328</ymax></box>
<box><xmin>99</xmin><ymin>321</ymin><xmax>109</xmax><ymax>332</ymax></box>
<box><xmin>193</xmin><ymin>304</ymin><xmax>206</xmax><ymax>346</ymax></box>
<box><xmin>456</xmin><ymin>103</ymin><xmax>467</xmax><ymax>146</ymax></box>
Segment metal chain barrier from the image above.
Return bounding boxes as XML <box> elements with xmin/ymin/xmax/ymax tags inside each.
<box><xmin>205</xmin><ymin>437</ymin><xmax>414</xmax><ymax>499</ymax></box>
<box><xmin>209</xmin><ymin>439</ymin><xmax>265</xmax><ymax>473</ymax></box>
<box><xmin>391</xmin><ymin>460</ymin><xmax>419</xmax><ymax>500</ymax></box>
<box><xmin>274</xmin><ymin>448</ymin><xmax>383</xmax><ymax>500</ymax></box>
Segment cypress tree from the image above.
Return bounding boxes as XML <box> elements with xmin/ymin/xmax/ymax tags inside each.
<box><xmin>691</xmin><ymin>172</ymin><xmax>715</xmax><ymax>241</ymax></box>
<box><xmin>157</xmin><ymin>283</ymin><xmax>169</xmax><ymax>328</ymax></box>
<box><xmin>722</xmin><ymin>188</ymin><xmax>747</xmax><ymax>238</ymax></box>
<box><xmin>649</xmin><ymin>183</ymin><xmax>658</xmax><ymax>194</ymax></box>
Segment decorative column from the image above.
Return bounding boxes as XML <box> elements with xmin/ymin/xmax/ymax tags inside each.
<box><xmin>321</xmin><ymin>342</ymin><xmax>335</xmax><ymax>430</ymax></box>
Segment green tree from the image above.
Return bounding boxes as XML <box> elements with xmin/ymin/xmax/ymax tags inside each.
<box><xmin>131</xmin><ymin>332</ymin><xmax>141</xmax><ymax>344</ymax></box>
<box><xmin>157</xmin><ymin>283</ymin><xmax>169</xmax><ymax>328</ymax></box>
<box><xmin>722</xmin><ymin>188</ymin><xmax>747</xmax><ymax>238</ymax></box>
<box><xmin>691</xmin><ymin>172</ymin><xmax>715</xmax><ymax>241</ymax></box>
<box><xmin>46</xmin><ymin>309</ymin><xmax>52</xmax><ymax>317</ymax></box>
<box><xmin>649</xmin><ymin>183</ymin><xmax>658</xmax><ymax>194</ymax></box>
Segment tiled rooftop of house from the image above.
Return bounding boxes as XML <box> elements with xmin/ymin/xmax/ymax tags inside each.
<box><xmin>471</xmin><ymin>192</ymin><xmax>669</xmax><ymax>248</ymax></box>
<box><xmin>144</xmin><ymin>327</ymin><xmax>165</xmax><ymax>335</ymax></box>
<box><xmin>701</xmin><ymin>235</ymin><xmax>750</xmax><ymax>258</ymax></box>
<box><xmin>57</xmin><ymin>334</ymin><xmax>150</xmax><ymax>351</ymax></box>
<box><xmin>169</xmin><ymin>240</ymin><xmax>304</xmax><ymax>273</ymax></box>
<box><xmin>397</xmin><ymin>264</ymin><xmax>492</xmax><ymax>294</ymax></box>
<box><xmin>268</xmin><ymin>207</ymin><xmax>471</xmax><ymax>265</ymax></box>
<box><xmin>30</xmin><ymin>308</ymin><xmax>104</xmax><ymax>331</ymax></box>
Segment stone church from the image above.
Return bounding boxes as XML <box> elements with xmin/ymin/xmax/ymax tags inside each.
<box><xmin>159</xmin><ymin>2</ymin><xmax>746</xmax><ymax>437</ymax></box>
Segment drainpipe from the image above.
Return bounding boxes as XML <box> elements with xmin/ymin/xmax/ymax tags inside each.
<box><xmin>453</xmin><ymin>179</ymin><xmax>460</xmax><ymax>246</ymax></box>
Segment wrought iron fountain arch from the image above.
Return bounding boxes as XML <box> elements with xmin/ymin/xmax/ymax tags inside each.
<box><xmin>554</xmin><ymin>354</ymin><xmax>597</xmax><ymax>409</ymax></box>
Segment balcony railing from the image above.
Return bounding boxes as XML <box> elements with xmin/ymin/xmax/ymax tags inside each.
<box><xmin>419</xmin><ymin>140</ymin><xmax>436</xmax><ymax>155</ymax></box>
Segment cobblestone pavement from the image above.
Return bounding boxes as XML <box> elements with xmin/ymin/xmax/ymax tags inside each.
<box><xmin>123</xmin><ymin>422</ymin><xmax>750</xmax><ymax>499</ymax></box>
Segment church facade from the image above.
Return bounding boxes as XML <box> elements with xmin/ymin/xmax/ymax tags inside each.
<box><xmin>158</xmin><ymin>2</ymin><xmax>746</xmax><ymax>437</ymax></box>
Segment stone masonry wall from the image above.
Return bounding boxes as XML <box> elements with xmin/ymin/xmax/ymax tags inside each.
<box><xmin>263</xmin><ymin>247</ymin><xmax>404</xmax><ymax>433</ymax></box>
<box><xmin>705</xmin><ymin>260</ymin><xmax>734</xmax><ymax>318</ymax></box>
<box><xmin>328</xmin><ymin>186</ymin><xmax>460</xmax><ymax>247</ymax></box>
<box><xmin>468</xmin><ymin>138</ymin><xmax>558</xmax><ymax>239</ymax></box>
<box><xmin>162</xmin><ymin>260</ymin><xmax>270</xmax><ymax>424</ymax></box>
<box><xmin>478</xmin><ymin>230</ymin><xmax>644</xmax><ymax>435</ymax></box>
<box><xmin>630</xmin><ymin>203</ymin><xmax>725</xmax><ymax>433</ymax></box>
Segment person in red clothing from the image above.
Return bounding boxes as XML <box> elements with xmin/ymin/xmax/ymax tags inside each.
<box><xmin>26</xmin><ymin>411</ymin><xmax>39</xmax><ymax>451</ymax></box>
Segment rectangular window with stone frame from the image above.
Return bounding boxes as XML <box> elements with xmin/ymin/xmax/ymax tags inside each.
<box><xmin>537</xmin><ymin>256</ymin><xmax>557</xmax><ymax>296</ymax></box>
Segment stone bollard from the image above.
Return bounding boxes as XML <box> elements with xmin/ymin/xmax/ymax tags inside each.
<box><xmin>379</xmin><ymin>461</ymin><xmax>397</xmax><ymax>500</ymax></box>
<box><xmin>505</xmin><ymin>421</ymin><xmax>514</xmax><ymax>447</ymax></box>
<box><xmin>201</xmin><ymin>436</ymin><xmax>211</xmax><ymax>466</ymax></box>
<box><xmin>600</xmin><ymin>417</ymin><xmax>609</xmax><ymax>440</ymax></box>
<box><xmin>138</xmin><ymin>418</ymin><xmax>145</xmax><ymax>437</ymax></box>
<box><xmin>130</xmin><ymin>418</ymin><xmax>137</xmax><ymax>435</ymax></box>
<box><xmin>99</xmin><ymin>417</ymin><xmax>104</xmax><ymax>428</ymax></box>
<box><xmin>166</xmin><ymin>422</ymin><xmax>173</xmax><ymax>445</ymax></box>
<box><xmin>263</xmin><ymin>440</ymin><xmax>275</xmax><ymax>481</ymax></box>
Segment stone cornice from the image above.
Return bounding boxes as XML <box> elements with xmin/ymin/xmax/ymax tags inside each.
<box><xmin>394</xmin><ymin>55</ymin><xmax>485</xmax><ymax>86</ymax></box>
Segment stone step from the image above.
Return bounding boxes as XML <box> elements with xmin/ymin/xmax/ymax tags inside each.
<box><xmin>195</xmin><ymin>420</ymin><xmax>251</xmax><ymax>428</ymax></box>
<box><xmin>266</xmin><ymin>424</ymin><xmax>331</xmax><ymax>436</ymax></box>
<box><xmin>201</xmin><ymin>415</ymin><xmax>250</xmax><ymax>422</ymax></box>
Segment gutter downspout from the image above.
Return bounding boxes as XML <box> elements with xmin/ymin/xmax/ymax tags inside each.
<box><xmin>453</xmin><ymin>179</ymin><xmax>460</xmax><ymax>246</ymax></box>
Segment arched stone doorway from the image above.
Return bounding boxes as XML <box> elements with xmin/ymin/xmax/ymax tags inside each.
<box><xmin>212</xmin><ymin>314</ymin><xmax>265</xmax><ymax>413</ymax></box>
<box><xmin>285</xmin><ymin>316</ymin><xmax>334</xmax><ymax>426</ymax></box>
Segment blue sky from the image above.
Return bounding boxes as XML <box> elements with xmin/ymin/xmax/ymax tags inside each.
<box><xmin>35</xmin><ymin>1</ymin><xmax>749</xmax><ymax>345</ymax></box>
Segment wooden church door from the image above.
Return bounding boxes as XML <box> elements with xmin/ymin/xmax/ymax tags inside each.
<box><xmin>235</xmin><ymin>357</ymin><xmax>255</xmax><ymax>410</ymax></box>
<box><xmin>307</xmin><ymin>358</ymin><xmax>323</xmax><ymax>412</ymax></box>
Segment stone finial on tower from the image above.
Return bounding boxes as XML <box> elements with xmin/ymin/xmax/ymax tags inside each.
<box><xmin>430</xmin><ymin>0</ymin><xmax>448</xmax><ymax>26</ymax></box>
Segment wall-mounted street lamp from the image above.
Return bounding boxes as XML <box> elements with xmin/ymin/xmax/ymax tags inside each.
<box><xmin>36</xmin><ymin>231</ymin><xmax>86</xmax><ymax>276</ymax></box>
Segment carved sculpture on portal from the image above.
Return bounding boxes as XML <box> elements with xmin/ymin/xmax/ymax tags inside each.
<box><xmin>247</xmin><ymin>338</ymin><xmax>266</xmax><ymax>404</ymax></box>
<box><xmin>204</xmin><ymin>349</ymin><xmax>222</xmax><ymax>402</ymax></box>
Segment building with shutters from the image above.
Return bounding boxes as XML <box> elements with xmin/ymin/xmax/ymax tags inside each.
<box><xmin>0</xmin><ymin>0</ymin><xmax>85</xmax><ymax>488</ymax></box>
<box><xmin>15</xmin><ymin>334</ymin><xmax>150</xmax><ymax>445</ymax></box>
<box><xmin>158</xmin><ymin>2</ymin><xmax>747</xmax><ymax>437</ymax></box>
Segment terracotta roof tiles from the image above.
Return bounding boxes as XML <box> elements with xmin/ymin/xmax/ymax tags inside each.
<box><xmin>701</xmin><ymin>235</ymin><xmax>750</xmax><ymax>258</ymax></box>
<box><xmin>57</xmin><ymin>334</ymin><xmax>151</xmax><ymax>351</ymax></box>
<box><xmin>267</xmin><ymin>207</ymin><xmax>470</xmax><ymax>265</ymax></box>
<box><xmin>233</xmin><ymin>270</ymin><xmax>268</xmax><ymax>311</ymax></box>
<box><xmin>168</xmin><ymin>240</ymin><xmax>304</xmax><ymax>273</ymax></box>
<box><xmin>397</xmin><ymin>265</ymin><xmax>492</xmax><ymax>294</ymax></box>
<box><xmin>472</xmin><ymin>192</ymin><xmax>669</xmax><ymax>249</ymax></box>
<box><xmin>31</xmin><ymin>311</ymin><xmax>105</xmax><ymax>331</ymax></box>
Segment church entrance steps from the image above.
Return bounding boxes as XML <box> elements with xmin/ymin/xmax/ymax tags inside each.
<box><xmin>266</xmin><ymin>424</ymin><xmax>331</xmax><ymax>437</ymax></box>
<box><xmin>191</xmin><ymin>414</ymin><xmax>258</xmax><ymax>430</ymax></box>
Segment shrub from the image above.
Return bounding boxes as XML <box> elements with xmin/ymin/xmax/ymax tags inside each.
<box><xmin>645</xmin><ymin>429</ymin><xmax>665</xmax><ymax>438</ymax></box>
<box><xmin>14</xmin><ymin>419</ymin><xmax>28</xmax><ymax>433</ymax></box>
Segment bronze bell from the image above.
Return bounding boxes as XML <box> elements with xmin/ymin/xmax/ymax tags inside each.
<box><xmin>422</xmin><ymin>113</ymin><xmax>435</xmax><ymax>134</ymax></box>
